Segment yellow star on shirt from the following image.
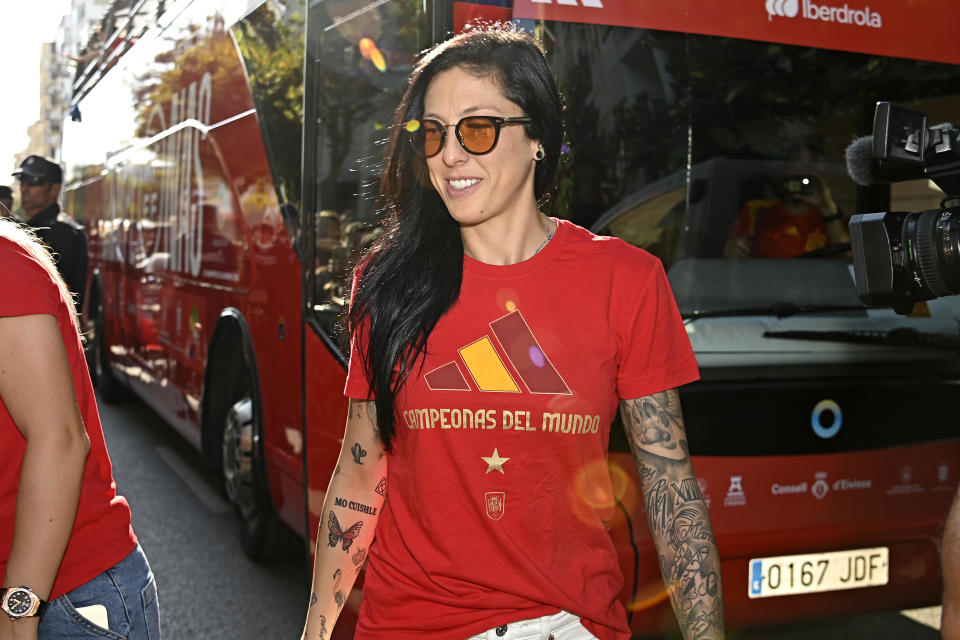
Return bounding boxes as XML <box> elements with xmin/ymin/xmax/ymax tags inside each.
<box><xmin>481</xmin><ymin>448</ymin><xmax>510</xmax><ymax>474</ymax></box>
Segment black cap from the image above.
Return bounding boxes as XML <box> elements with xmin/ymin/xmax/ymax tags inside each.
<box><xmin>13</xmin><ymin>155</ymin><xmax>63</xmax><ymax>184</ymax></box>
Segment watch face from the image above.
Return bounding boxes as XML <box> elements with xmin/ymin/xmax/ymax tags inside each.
<box><xmin>5</xmin><ymin>589</ymin><xmax>34</xmax><ymax>616</ymax></box>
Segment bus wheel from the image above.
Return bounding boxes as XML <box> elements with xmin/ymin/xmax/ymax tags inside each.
<box><xmin>222</xmin><ymin>390</ymin><xmax>298</xmax><ymax>561</ymax></box>
<box><xmin>92</xmin><ymin>302</ymin><xmax>130</xmax><ymax>402</ymax></box>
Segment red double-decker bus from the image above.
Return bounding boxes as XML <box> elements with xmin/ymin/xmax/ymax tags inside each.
<box><xmin>61</xmin><ymin>0</ymin><xmax>960</xmax><ymax>636</ymax></box>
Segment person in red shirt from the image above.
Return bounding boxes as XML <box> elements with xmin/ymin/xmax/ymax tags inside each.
<box><xmin>300</xmin><ymin>23</ymin><xmax>724</xmax><ymax>640</ymax></box>
<box><xmin>0</xmin><ymin>218</ymin><xmax>158</xmax><ymax>640</ymax></box>
<box><xmin>724</xmin><ymin>174</ymin><xmax>848</xmax><ymax>259</ymax></box>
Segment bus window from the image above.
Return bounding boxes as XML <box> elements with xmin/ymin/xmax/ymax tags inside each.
<box><xmin>306</xmin><ymin>0</ymin><xmax>423</xmax><ymax>342</ymax></box>
<box><xmin>542</xmin><ymin>24</ymin><xmax>690</xmax><ymax>238</ymax></box>
<box><xmin>565</xmin><ymin>30</ymin><xmax>960</xmax><ymax>319</ymax></box>
<box><xmin>232</xmin><ymin>3</ymin><xmax>306</xmax><ymax>238</ymax></box>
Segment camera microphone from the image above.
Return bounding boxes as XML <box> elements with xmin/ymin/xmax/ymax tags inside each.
<box><xmin>845</xmin><ymin>112</ymin><xmax>959</xmax><ymax>187</ymax></box>
<box><xmin>844</xmin><ymin>136</ymin><xmax>882</xmax><ymax>186</ymax></box>
<box><xmin>844</xmin><ymin>134</ymin><xmax>935</xmax><ymax>185</ymax></box>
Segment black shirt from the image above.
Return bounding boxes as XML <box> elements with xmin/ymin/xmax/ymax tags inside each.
<box><xmin>27</xmin><ymin>202</ymin><xmax>89</xmax><ymax>315</ymax></box>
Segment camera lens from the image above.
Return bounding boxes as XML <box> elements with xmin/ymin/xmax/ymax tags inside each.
<box><xmin>910</xmin><ymin>209</ymin><xmax>960</xmax><ymax>296</ymax></box>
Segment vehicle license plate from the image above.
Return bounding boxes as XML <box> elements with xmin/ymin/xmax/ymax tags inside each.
<box><xmin>747</xmin><ymin>547</ymin><xmax>888</xmax><ymax>598</ymax></box>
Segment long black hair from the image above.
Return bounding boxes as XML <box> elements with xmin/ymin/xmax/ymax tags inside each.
<box><xmin>350</xmin><ymin>23</ymin><xmax>563</xmax><ymax>452</ymax></box>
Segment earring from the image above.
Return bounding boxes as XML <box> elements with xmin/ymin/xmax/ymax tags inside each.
<box><xmin>534</xmin><ymin>146</ymin><xmax>545</xmax><ymax>161</ymax></box>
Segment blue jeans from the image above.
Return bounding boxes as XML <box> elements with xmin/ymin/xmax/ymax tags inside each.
<box><xmin>39</xmin><ymin>544</ymin><xmax>159</xmax><ymax>640</ymax></box>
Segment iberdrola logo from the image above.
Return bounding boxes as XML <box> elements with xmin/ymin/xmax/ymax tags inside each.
<box><xmin>766</xmin><ymin>0</ymin><xmax>799</xmax><ymax>18</ymax></box>
<box><xmin>766</xmin><ymin>0</ymin><xmax>882</xmax><ymax>28</ymax></box>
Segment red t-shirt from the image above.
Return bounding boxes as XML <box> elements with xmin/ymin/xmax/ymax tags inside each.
<box><xmin>0</xmin><ymin>236</ymin><xmax>137</xmax><ymax>599</ymax></box>
<box><xmin>728</xmin><ymin>199</ymin><xmax>828</xmax><ymax>258</ymax></box>
<box><xmin>345</xmin><ymin>220</ymin><xmax>699</xmax><ymax>640</ymax></box>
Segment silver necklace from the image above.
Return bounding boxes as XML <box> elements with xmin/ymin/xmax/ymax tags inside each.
<box><xmin>532</xmin><ymin>216</ymin><xmax>554</xmax><ymax>257</ymax></box>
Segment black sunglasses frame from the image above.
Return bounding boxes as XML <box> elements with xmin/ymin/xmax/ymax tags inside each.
<box><xmin>407</xmin><ymin>116</ymin><xmax>532</xmax><ymax>158</ymax></box>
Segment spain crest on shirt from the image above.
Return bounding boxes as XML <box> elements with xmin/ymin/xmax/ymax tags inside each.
<box><xmin>485</xmin><ymin>492</ymin><xmax>505</xmax><ymax>521</ymax></box>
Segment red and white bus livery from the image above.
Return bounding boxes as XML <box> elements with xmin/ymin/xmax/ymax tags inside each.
<box><xmin>61</xmin><ymin>0</ymin><xmax>960</xmax><ymax>636</ymax></box>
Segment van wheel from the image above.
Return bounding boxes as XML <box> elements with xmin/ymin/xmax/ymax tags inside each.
<box><xmin>221</xmin><ymin>384</ymin><xmax>299</xmax><ymax>561</ymax></box>
<box><xmin>92</xmin><ymin>304</ymin><xmax>130</xmax><ymax>402</ymax></box>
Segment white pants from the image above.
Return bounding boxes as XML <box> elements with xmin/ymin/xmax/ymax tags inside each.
<box><xmin>465</xmin><ymin>610</ymin><xmax>599</xmax><ymax>640</ymax></box>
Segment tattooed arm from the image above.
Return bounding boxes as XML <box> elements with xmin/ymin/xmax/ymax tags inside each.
<box><xmin>621</xmin><ymin>390</ymin><xmax>725</xmax><ymax>640</ymax></box>
<box><xmin>301</xmin><ymin>399</ymin><xmax>387</xmax><ymax>640</ymax></box>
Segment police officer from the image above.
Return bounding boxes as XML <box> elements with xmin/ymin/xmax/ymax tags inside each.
<box><xmin>13</xmin><ymin>155</ymin><xmax>88</xmax><ymax>315</ymax></box>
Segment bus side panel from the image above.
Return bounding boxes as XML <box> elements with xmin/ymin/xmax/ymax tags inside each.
<box><xmin>65</xmin><ymin>1</ymin><xmax>308</xmax><ymax>535</ymax></box>
<box><xmin>157</xmin><ymin>8</ymin><xmax>307</xmax><ymax>532</ymax></box>
<box><xmin>206</xmin><ymin>109</ymin><xmax>307</xmax><ymax>532</ymax></box>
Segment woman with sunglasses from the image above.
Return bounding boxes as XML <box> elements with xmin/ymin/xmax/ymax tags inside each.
<box><xmin>302</xmin><ymin>23</ymin><xmax>724</xmax><ymax>640</ymax></box>
<box><xmin>0</xmin><ymin>218</ymin><xmax>159</xmax><ymax>640</ymax></box>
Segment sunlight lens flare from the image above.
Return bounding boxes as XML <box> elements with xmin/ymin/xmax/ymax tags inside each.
<box><xmin>358</xmin><ymin>37</ymin><xmax>387</xmax><ymax>72</ymax></box>
<box><xmin>495</xmin><ymin>288</ymin><xmax>519</xmax><ymax>313</ymax></box>
<box><xmin>528</xmin><ymin>345</ymin><xmax>546</xmax><ymax>368</ymax></box>
<box><xmin>569</xmin><ymin>459</ymin><xmax>634</xmax><ymax>526</ymax></box>
<box><xmin>359</xmin><ymin>37</ymin><xmax>376</xmax><ymax>58</ymax></box>
<box><xmin>370</xmin><ymin>49</ymin><xmax>387</xmax><ymax>72</ymax></box>
<box><xmin>627</xmin><ymin>581</ymin><xmax>672</xmax><ymax>612</ymax></box>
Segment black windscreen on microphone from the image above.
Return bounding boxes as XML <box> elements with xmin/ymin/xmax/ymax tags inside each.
<box><xmin>845</xmin><ymin>136</ymin><xmax>879</xmax><ymax>186</ymax></box>
<box><xmin>844</xmin><ymin>134</ymin><xmax>932</xmax><ymax>186</ymax></box>
<box><xmin>845</xmin><ymin>102</ymin><xmax>958</xmax><ymax>190</ymax></box>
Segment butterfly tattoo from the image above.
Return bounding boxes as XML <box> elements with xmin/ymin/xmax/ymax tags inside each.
<box><xmin>327</xmin><ymin>511</ymin><xmax>363</xmax><ymax>552</ymax></box>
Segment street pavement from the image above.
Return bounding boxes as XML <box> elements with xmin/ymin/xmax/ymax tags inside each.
<box><xmin>99</xmin><ymin>396</ymin><xmax>310</xmax><ymax>639</ymax></box>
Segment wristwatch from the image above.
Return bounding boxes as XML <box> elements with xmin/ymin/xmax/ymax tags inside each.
<box><xmin>1</xmin><ymin>586</ymin><xmax>49</xmax><ymax>620</ymax></box>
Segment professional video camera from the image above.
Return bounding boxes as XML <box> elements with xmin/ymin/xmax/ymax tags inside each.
<box><xmin>846</xmin><ymin>102</ymin><xmax>960</xmax><ymax>314</ymax></box>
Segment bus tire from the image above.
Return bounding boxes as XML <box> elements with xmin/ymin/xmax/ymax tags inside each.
<box><xmin>216</xmin><ymin>343</ymin><xmax>299</xmax><ymax>562</ymax></box>
<box><xmin>91</xmin><ymin>290</ymin><xmax>130</xmax><ymax>403</ymax></box>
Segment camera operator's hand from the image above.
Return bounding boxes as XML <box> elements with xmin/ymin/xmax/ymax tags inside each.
<box><xmin>815</xmin><ymin>187</ymin><xmax>838</xmax><ymax>217</ymax></box>
<box><xmin>797</xmin><ymin>176</ymin><xmax>849</xmax><ymax>246</ymax></box>
<box><xmin>791</xmin><ymin>174</ymin><xmax>837</xmax><ymax>216</ymax></box>
<box><xmin>723</xmin><ymin>233</ymin><xmax>753</xmax><ymax>259</ymax></box>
